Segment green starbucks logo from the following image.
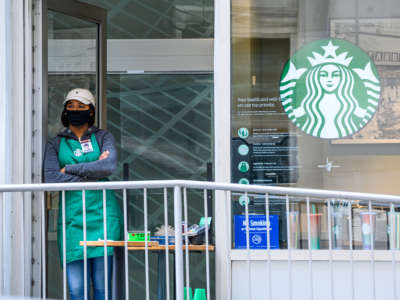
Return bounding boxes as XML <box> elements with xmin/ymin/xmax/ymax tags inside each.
<box><xmin>280</xmin><ymin>39</ymin><xmax>381</xmax><ymax>139</ymax></box>
<box><xmin>74</xmin><ymin>149</ymin><xmax>83</xmax><ymax>157</ymax></box>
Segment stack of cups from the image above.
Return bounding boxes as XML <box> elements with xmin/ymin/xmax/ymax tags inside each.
<box><xmin>388</xmin><ymin>212</ymin><xmax>400</xmax><ymax>250</ymax></box>
<box><xmin>332</xmin><ymin>210</ymin><xmax>347</xmax><ymax>249</ymax></box>
<box><xmin>289</xmin><ymin>211</ymin><xmax>301</xmax><ymax>249</ymax></box>
<box><xmin>309</xmin><ymin>213</ymin><xmax>321</xmax><ymax>249</ymax></box>
<box><xmin>359</xmin><ymin>211</ymin><xmax>376</xmax><ymax>250</ymax></box>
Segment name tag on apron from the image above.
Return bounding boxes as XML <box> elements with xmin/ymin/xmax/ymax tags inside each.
<box><xmin>80</xmin><ymin>139</ymin><xmax>94</xmax><ymax>153</ymax></box>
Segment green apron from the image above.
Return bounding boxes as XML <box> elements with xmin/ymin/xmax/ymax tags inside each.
<box><xmin>57</xmin><ymin>133</ymin><xmax>123</xmax><ymax>264</ymax></box>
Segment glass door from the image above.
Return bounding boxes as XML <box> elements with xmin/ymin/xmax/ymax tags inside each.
<box><xmin>44</xmin><ymin>0</ymin><xmax>106</xmax><ymax>297</ymax></box>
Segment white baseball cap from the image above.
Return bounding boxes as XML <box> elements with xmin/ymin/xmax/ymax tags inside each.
<box><xmin>64</xmin><ymin>88</ymin><xmax>96</xmax><ymax>107</ymax></box>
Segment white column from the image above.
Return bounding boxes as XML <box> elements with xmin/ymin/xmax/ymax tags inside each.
<box><xmin>0</xmin><ymin>0</ymin><xmax>33</xmax><ymax>296</ymax></box>
<box><xmin>214</xmin><ymin>0</ymin><xmax>232</xmax><ymax>299</ymax></box>
<box><xmin>10</xmin><ymin>0</ymin><xmax>27</xmax><ymax>295</ymax></box>
<box><xmin>0</xmin><ymin>0</ymin><xmax>11</xmax><ymax>295</ymax></box>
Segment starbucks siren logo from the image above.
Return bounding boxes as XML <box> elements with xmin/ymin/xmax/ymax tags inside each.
<box><xmin>280</xmin><ymin>39</ymin><xmax>381</xmax><ymax>139</ymax></box>
<box><xmin>74</xmin><ymin>149</ymin><xmax>83</xmax><ymax>157</ymax></box>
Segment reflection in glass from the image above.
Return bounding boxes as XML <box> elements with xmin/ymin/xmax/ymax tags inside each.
<box><xmin>106</xmin><ymin>73</ymin><xmax>214</xmax><ymax>299</ymax></box>
<box><xmin>47</xmin><ymin>11</ymin><xmax>97</xmax><ymax>138</ymax></box>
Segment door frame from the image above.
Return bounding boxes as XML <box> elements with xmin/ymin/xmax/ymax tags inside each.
<box><xmin>38</xmin><ymin>0</ymin><xmax>107</xmax><ymax>297</ymax></box>
<box><xmin>214</xmin><ymin>0</ymin><xmax>231</xmax><ymax>299</ymax></box>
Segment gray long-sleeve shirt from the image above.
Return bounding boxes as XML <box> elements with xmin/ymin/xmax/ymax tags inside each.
<box><xmin>43</xmin><ymin>126</ymin><xmax>117</xmax><ymax>183</ymax></box>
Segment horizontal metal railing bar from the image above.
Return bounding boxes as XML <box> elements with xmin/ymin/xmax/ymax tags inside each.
<box><xmin>0</xmin><ymin>180</ymin><xmax>400</xmax><ymax>203</ymax></box>
<box><xmin>230</xmin><ymin>250</ymin><xmax>400</xmax><ymax>261</ymax></box>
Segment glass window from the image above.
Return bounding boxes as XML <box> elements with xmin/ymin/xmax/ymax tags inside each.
<box><xmin>106</xmin><ymin>73</ymin><xmax>214</xmax><ymax>298</ymax></box>
<box><xmin>106</xmin><ymin>73</ymin><xmax>213</xmax><ymax>182</ymax></box>
<box><xmin>81</xmin><ymin>0</ymin><xmax>214</xmax><ymax>38</ymax></box>
<box><xmin>231</xmin><ymin>0</ymin><xmax>400</xmax><ymax>250</ymax></box>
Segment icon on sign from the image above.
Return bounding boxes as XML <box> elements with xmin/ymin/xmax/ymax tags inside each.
<box><xmin>252</xmin><ymin>234</ymin><xmax>262</xmax><ymax>245</ymax></box>
<box><xmin>238</xmin><ymin>144</ymin><xmax>249</xmax><ymax>156</ymax></box>
<box><xmin>238</xmin><ymin>128</ymin><xmax>249</xmax><ymax>139</ymax></box>
<box><xmin>238</xmin><ymin>161</ymin><xmax>249</xmax><ymax>172</ymax></box>
<box><xmin>239</xmin><ymin>194</ymin><xmax>250</xmax><ymax>206</ymax></box>
<box><xmin>238</xmin><ymin>178</ymin><xmax>250</xmax><ymax>185</ymax></box>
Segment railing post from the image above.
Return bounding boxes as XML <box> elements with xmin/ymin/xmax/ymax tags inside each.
<box><xmin>42</xmin><ymin>191</ymin><xmax>46</xmax><ymax>299</ymax></box>
<box><xmin>174</xmin><ymin>185</ymin><xmax>184</xmax><ymax>300</ymax></box>
<box><xmin>0</xmin><ymin>192</ymin><xmax>3</xmax><ymax>294</ymax></box>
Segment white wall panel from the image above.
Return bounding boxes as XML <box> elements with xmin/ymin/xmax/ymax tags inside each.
<box><xmin>48</xmin><ymin>39</ymin><xmax>213</xmax><ymax>73</ymax></box>
<box><xmin>232</xmin><ymin>259</ymin><xmax>399</xmax><ymax>300</ymax></box>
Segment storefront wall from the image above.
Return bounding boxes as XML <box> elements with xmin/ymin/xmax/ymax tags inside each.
<box><xmin>3</xmin><ymin>0</ymin><xmax>400</xmax><ymax>297</ymax></box>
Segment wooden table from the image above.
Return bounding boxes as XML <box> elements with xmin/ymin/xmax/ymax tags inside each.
<box><xmin>79</xmin><ymin>240</ymin><xmax>215</xmax><ymax>251</ymax></box>
<box><xmin>127</xmin><ymin>245</ymin><xmax>215</xmax><ymax>251</ymax></box>
<box><xmin>79</xmin><ymin>240</ymin><xmax>214</xmax><ymax>300</ymax></box>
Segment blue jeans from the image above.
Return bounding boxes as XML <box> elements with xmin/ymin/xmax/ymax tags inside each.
<box><xmin>66</xmin><ymin>256</ymin><xmax>113</xmax><ymax>300</ymax></box>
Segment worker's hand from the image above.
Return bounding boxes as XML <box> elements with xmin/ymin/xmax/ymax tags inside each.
<box><xmin>60</xmin><ymin>168</ymin><xmax>65</xmax><ymax>173</ymax></box>
<box><xmin>99</xmin><ymin>150</ymin><xmax>110</xmax><ymax>160</ymax></box>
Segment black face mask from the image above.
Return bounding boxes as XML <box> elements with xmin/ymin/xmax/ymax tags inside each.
<box><xmin>66</xmin><ymin>109</ymin><xmax>91</xmax><ymax>126</ymax></box>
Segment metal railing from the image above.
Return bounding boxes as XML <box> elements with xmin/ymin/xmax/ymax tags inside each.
<box><xmin>1</xmin><ymin>180</ymin><xmax>400</xmax><ymax>300</ymax></box>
